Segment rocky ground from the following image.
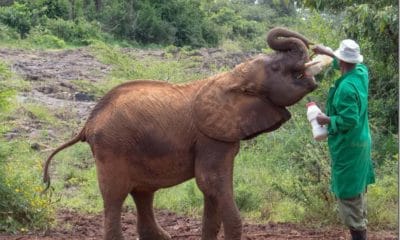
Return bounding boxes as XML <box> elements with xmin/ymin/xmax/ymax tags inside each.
<box><xmin>0</xmin><ymin>47</ymin><xmax>397</xmax><ymax>240</ymax></box>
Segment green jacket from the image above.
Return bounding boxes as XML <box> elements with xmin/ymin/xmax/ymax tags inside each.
<box><xmin>326</xmin><ymin>59</ymin><xmax>375</xmax><ymax>199</ymax></box>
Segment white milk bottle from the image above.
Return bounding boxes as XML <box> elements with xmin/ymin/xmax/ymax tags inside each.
<box><xmin>306</xmin><ymin>102</ymin><xmax>328</xmax><ymax>141</ymax></box>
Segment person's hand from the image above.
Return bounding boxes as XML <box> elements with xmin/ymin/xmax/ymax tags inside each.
<box><xmin>316</xmin><ymin>112</ymin><xmax>330</xmax><ymax>125</ymax></box>
<box><xmin>311</xmin><ymin>45</ymin><xmax>334</xmax><ymax>58</ymax></box>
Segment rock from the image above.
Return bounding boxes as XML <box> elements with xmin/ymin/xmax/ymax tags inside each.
<box><xmin>30</xmin><ymin>142</ymin><xmax>41</xmax><ymax>151</ymax></box>
<box><xmin>74</xmin><ymin>92</ymin><xmax>95</xmax><ymax>102</ymax></box>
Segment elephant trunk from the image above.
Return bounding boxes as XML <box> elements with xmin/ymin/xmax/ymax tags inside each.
<box><xmin>267</xmin><ymin>27</ymin><xmax>312</xmax><ymax>72</ymax></box>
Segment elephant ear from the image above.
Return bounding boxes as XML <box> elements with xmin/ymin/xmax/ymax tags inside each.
<box><xmin>193</xmin><ymin>79</ymin><xmax>291</xmax><ymax>142</ymax></box>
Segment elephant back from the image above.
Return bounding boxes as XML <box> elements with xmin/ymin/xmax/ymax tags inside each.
<box><xmin>85</xmin><ymin>80</ymin><xmax>197</xmax><ymax>156</ymax></box>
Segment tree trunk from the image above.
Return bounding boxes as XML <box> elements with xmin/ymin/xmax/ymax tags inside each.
<box><xmin>95</xmin><ymin>0</ymin><xmax>102</xmax><ymax>12</ymax></box>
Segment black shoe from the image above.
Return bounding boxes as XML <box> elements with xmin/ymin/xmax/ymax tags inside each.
<box><xmin>350</xmin><ymin>229</ymin><xmax>367</xmax><ymax>240</ymax></box>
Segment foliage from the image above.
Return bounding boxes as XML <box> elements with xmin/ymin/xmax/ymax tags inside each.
<box><xmin>25</xmin><ymin>28</ymin><xmax>66</xmax><ymax>49</ymax></box>
<box><xmin>0</xmin><ymin>23</ymin><xmax>19</xmax><ymax>41</ymax></box>
<box><xmin>256</xmin><ymin>0</ymin><xmax>297</xmax><ymax>16</ymax></box>
<box><xmin>299</xmin><ymin>1</ymin><xmax>399</xmax><ymax>133</ymax></box>
<box><xmin>367</xmin><ymin>156</ymin><xmax>398</xmax><ymax>229</ymax></box>
<box><xmin>0</xmin><ymin>2</ymin><xmax>33</xmax><ymax>38</ymax></box>
<box><xmin>0</xmin><ymin>0</ymin><xmax>293</xmax><ymax>48</ymax></box>
<box><xmin>21</xmin><ymin>0</ymin><xmax>70</xmax><ymax>20</ymax></box>
<box><xmin>44</xmin><ymin>18</ymin><xmax>103</xmax><ymax>45</ymax></box>
<box><xmin>131</xmin><ymin>1</ymin><xmax>177</xmax><ymax>45</ymax></box>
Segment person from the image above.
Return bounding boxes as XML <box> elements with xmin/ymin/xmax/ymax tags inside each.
<box><xmin>312</xmin><ymin>40</ymin><xmax>375</xmax><ymax>240</ymax></box>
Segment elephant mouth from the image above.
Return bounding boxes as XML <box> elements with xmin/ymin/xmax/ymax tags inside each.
<box><xmin>260</xmin><ymin>95</ymin><xmax>291</xmax><ymax>118</ymax></box>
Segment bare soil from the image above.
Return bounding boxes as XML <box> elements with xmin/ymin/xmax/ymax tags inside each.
<box><xmin>0</xmin><ymin>47</ymin><xmax>397</xmax><ymax>240</ymax></box>
<box><xmin>0</xmin><ymin>209</ymin><xmax>397</xmax><ymax>240</ymax></box>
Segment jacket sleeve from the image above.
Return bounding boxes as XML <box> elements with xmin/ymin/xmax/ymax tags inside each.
<box><xmin>328</xmin><ymin>83</ymin><xmax>360</xmax><ymax>134</ymax></box>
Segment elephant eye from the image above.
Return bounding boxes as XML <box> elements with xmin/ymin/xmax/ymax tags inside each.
<box><xmin>294</xmin><ymin>72</ymin><xmax>304</xmax><ymax>80</ymax></box>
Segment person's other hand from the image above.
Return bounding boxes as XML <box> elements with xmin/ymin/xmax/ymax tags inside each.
<box><xmin>316</xmin><ymin>112</ymin><xmax>330</xmax><ymax>125</ymax></box>
<box><xmin>311</xmin><ymin>44</ymin><xmax>332</xmax><ymax>56</ymax></box>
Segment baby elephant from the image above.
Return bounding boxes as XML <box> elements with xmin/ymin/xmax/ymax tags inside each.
<box><xmin>43</xmin><ymin>27</ymin><xmax>317</xmax><ymax>240</ymax></box>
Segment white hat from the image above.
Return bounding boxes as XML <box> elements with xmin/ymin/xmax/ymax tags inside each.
<box><xmin>334</xmin><ymin>39</ymin><xmax>363</xmax><ymax>64</ymax></box>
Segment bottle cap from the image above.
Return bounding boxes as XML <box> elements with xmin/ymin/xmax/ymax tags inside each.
<box><xmin>306</xmin><ymin>102</ymin><xmax>316</xmax><ymax>108</ymax></box>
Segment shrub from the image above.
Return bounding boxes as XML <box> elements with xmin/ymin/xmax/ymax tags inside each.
<box><xmin>133</xmin><ymin>2</ymin><xmax>176</xmax><ymax>45</ymax></box>
<box><xmin>0</xmin><ymin>2</ymin><xmax>32</xmax><ymax>38</ymax></box>
<box><xmin>0</xmin><ymin>23</ymin><xmax>19</xmax><ymax>41</ymax></box>
<box><xmin>35</xmin><ymin>0</ymin><xmax>70</xmax><ymax>20</ymax></box>
<box><xmin>45</xmin><ymin>18</ymin><xmax>103</xmax><ymax>45</ymax></box>
<box><xmin>26</xmin><ymin>27</ymin><xmax>66</xmax><ymax>49</ymax></box>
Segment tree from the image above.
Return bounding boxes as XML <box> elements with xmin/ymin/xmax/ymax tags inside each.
<box><xmin>258</xmin><ymin>0</ymin><xmax>296</xmax><ymax>16</ymax></box>
<box><xmin>94</xmin><ymin>0</ymin><xmax>101</xmax><ymax>11</ymax></box>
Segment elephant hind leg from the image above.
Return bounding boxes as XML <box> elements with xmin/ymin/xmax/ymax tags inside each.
<box><xmin>96</xmin><ymin>157</ymin><xmax>132</xmax><ymax>240</ymax></box>
<box><xmin>99</xmin><ymin>182</ymin><xmax>129</xmax><ymax>240</ymax></box>
<box><xmin>131</xmin><ymin>191</ymin><xmax>171</xmax><ymax>240</ymax></box>
<box><xmin>103</xmin><ymin>196</ymin><xmax>126</xmax><ymax>240</ymax></box>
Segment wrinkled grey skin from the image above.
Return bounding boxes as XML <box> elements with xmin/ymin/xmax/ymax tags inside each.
<box><xmin>43</xmin><ymin>27</ymin><xmax>317</xmax><ymax>240</ymax></box>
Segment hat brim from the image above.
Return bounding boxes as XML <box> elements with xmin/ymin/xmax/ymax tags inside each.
<box><xmin>334</xmin><ymin>50</ymin><xmax>363</xmax><ymax>64</ymax></box>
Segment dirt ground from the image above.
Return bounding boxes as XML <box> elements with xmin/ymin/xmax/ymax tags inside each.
<box><xmin>0</xmin><ymin>209</ymin><xmax>397</xmax><ymax>240</ymax></box>
<box><xmin>0</xmin><ymin>47</ymin><xmax>397</xmax><ymax>240</ymax></box>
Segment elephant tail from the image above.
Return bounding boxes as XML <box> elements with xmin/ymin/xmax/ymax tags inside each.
<box><xmin>42</xmin><ymin>127</ymin><xmax>86</xmax><ymax>193</ymax></box>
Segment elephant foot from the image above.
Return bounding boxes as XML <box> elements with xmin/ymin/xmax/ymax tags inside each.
<box><xmin>138</xmin><ymin>228</ymin><xmax>171</xmax><ymax>240</ymax></box>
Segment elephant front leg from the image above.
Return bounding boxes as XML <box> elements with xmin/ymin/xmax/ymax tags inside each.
<box><xmin>219</xmin><ymin>194</ymin><xmax>242</xmax><ymax>239</ymax></box>
<box><xmin>131</xmin><ymin>191</ymin><xmax>171</xmax><ymax>240</ymax></box>
<box><xmin>197</xmin><ymin>176</ymin><xmax>242</xmax><ymax>240</ymax></box>
<box><xmin>201</xmin><ymin>196</ymin><xmax>222</xmax><ymax>240</ymax></box>
<box><xmin>195</xmin><ymin>140</ymin><xmax>242</xmax><ymax>240</ymax></box>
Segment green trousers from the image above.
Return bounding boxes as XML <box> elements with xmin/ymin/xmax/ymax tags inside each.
<box><xmin>337</xmin><ymin>191</ymin><xmax>367</xmax><ymax>230</ymax></box>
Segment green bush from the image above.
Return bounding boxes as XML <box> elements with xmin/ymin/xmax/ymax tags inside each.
<box><xmin>133</xmin><ymin>3</ymin><xmax>176</xmax><ymax>45</ymax></box>
<box><xmin>34</xmin><ymin>0</ymin><xmax>70</xmax><ymax>20</ymax></box>
<box><xmin>0</xmin><ymin>2</ymin><xmax>32</xmax><ymax>38</ymax></box>
<box><xmin>232</xmin><ymin>20</ymin><xmax>262</xmax><ymax>40</ymax></box>
<box><xmin>45</xmin><ymin>18</ymin><xmax>103</xmax><ymax>45</ymax></box>
<box><xmin>26</xmin><ymin>28</ymin><xmax>66</xmax><ymax>49</ymax></box>
<box><xmin>0</xmin><ymin>23</ymin><xmax>19</xmax><ymax>41</ymax></box>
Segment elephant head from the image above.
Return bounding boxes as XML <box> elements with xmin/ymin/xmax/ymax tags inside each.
<box><xmin>265</xmin><ymin>27</ymin><xmax>317</xmax><ymax>106</ymax></box>
<box><xmin>194</xmin><ymin>27</ymin><xmax>317</xmax><ymax>142</ymax></box>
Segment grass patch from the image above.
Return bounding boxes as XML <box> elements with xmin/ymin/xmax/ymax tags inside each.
<box><xmin>50</xmin><ymin>143</ymin><xmax>103</xmax><ymax>213</ymax></box>
<box><xmin>0</xmin><ymin>59</ymin><xmax>54</xmax><ymax>233</ymax></box>
<box><xmin>0</xmin><ymin>140</ymin><xmax>55</xmax><ymax>233</ymax></box>
<box><xmin>23</xmin><ymin>103</ymin><xmax>59</xmax><ymax>124</ymax></box>
<box><xmin>155</xmin><ymin>180</ymin><xmax>203</xmax><ymax>216</ymax></box>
